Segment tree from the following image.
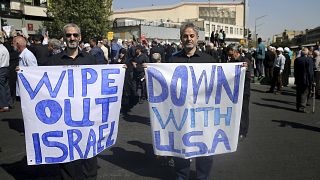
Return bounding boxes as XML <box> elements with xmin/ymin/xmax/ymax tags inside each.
<box><xmin>44</xmin><ymin>0</ymin><xmax>112</xmax><ymax>40</ymax></box>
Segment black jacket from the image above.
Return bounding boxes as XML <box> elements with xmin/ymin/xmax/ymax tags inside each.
<box><xmin>294</xmin><ymin>56</ymin><xmax>314</xmax><ymax>86</ymax></box>
<box><xmin>169</xmin><ymin>49</ymin><xmax>217</xmax><ymax>63</ymax></box>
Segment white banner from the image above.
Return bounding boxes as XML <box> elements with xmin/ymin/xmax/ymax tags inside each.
<box><xmin>146</xmin><ymin>63</ymin><xmax>245</xmax><ymax>159</ymax></box>
<box><xmin>2</xmin><ymin>25</ymin><xmax>13</xmax><ymax>38</ymax></box>
<box><xmin>17</xmin><ymin>65</ymin><xmax>125</xmax><ymax>165</ymax></box>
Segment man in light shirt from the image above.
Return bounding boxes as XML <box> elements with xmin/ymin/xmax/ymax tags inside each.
<box><xmin>99</xmin><ymin>39</ymin><xmax>109</xmax><ymax>63</ymax></box>
<box><xmin>13</xmin><ymin>36</ymin><xmax>38</xmax><ymax>67</ymax></box>
<box><xmin>266</xmin><ymin>47</ymin><xmax>286</xmax><ymax>94</ymax></box>
<box><xmin>0</xmin><ymin>37</ymin><xmax>12</xmax><ymax>112</ymax></box>
<box><xmin>13</xmin><ymin>36</ymin><xmax>38</xmax><ymax>96</ymax></box>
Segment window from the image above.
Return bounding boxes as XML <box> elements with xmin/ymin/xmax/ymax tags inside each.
<box><xmin>205</xmin><ymin>24</ymin><xmax>210</xmax><ymax>33</ymax></box>
<box><xmin>24</xmin><ymin>0</ymin><xmax>47</xmax><ymax>7</ymax></box>
<box><xmin>217</xmin><ymin>25</ymin><xmax>221</xmax><ymax>31</ymax></box>
<box><xmin>212</xmin><ymin>25</ymin><xmax>215</xmax><ymax>32</ymax></box>
<box><xmin>240</xmin><ymin>28</ymin><xmax>243</xmax><ymax>35</ymax></box>
<box><xmin>230</xmin><ymin>27</ymin><xmax>233</xmax><ymax>34</ymax></box>
<box><xmin>225</xmin><ymin>27</ymin><xmax>228</xmax><ymax>34</ymax></box>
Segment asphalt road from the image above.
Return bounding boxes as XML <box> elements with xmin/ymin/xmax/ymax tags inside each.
<box><xmin>1</xmin><ymin>83</ymin><xmax>320</xmax><ymax>180</ymax></box>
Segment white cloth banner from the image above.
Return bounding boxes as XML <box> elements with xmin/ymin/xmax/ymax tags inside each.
<box><xmin>146</xmin><ymin>63</ymin><xmax>245</xmax><ymax>159</ymax></box>
<box><xmin>17</xmin><ymin>65</ymin><xmax>125</xmax><ymax>165</ymax></box>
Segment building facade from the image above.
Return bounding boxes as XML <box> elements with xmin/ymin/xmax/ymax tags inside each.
<box><xmin>0</xmin><ymin>0</ymin><xmax>48</xmax><ymax>36</ymax></box>
<box><xmin>112</xmin><ymin>1</ymin><xmax>245</xmax><ymax>42</ymax></box>
<box><xmin>112</xmin><ymin>17</ymin><xmax>205</xmax><ymax>43</ymax></box>
<box><xmin>272</xmin><ymin>30</ymin><xmax>304</xmax><ymax>44</ymax></box>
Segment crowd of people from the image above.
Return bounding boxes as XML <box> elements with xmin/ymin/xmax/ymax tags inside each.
<box><xmin>255</xmin><ymin>40</ymin><xmax>320</xmax><ymax>112</ymax></box>
<box><xmin>0</xmin><ymin>21</ymin><xmax>319</xmax><ymax>179</ymax></box>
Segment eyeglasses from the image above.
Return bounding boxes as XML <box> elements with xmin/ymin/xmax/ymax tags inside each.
<box><xmin>65</xmin><ymin>33</ymin><xmax>80</xmax><ymax>38</ymax></box>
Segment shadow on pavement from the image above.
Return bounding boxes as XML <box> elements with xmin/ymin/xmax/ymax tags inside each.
<box><xmin>98</xmin><ymin>140</ymin><xmax>175</xmax><ymax>180</ymax></box>
<box><xmin>259</xmin><ymin>77</ymin><xmax>271</xmax><ymax>85</ymax></box>
<box><xmin>250</xmin><ymin>88</ymin><xmax>267</xmax><ymax>93</ymax></box>
<box><xmin>280</xmin><ymin>90</ymin><xmax>296</xmax><ymax>97</ymax></box>
<box><xmin>122</xmin><ymin>114</ymin><xmax>150</xmax><ymax>126</ymax></box>
<box><xmin>261</xmin><ymin>98</ymin><xmax>296</xmax><ymax>106</ymax></box>
<box><xmin>0</xmin><ymin>156</ymin><xmax>60</xmax><ymax>180</ymax></box>
<box><xmin>2</xmin><ymin>118</ymin><xmax>25</xmax><ymax>134</ymax></box>
<box><xmin>252</xmin><ymin>102</ymin><xmax>297</xmax><ymax>112</ymax></box>
<box><xmin>272</xmin><ymin>120</ymin><xmax>320</xmax><ymax>132</ymax></box>
<box><xmin>250</xmin><ymin>87</ymin><xmax>296</xmax><ymax>97</ymax></box>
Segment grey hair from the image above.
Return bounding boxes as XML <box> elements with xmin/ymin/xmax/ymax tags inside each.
<box><xmin>314</xmin><ymin>50</ymin><xmax>320</xmax><ymax>56</ymax></box>
<box><xmin>227</xmin><ymin>44</ymin><xmax>242</xmax><ymax>52</ymax></box>
<box><xmin>180</xmin><ymin>22</ymin><xmax>199</xmax><ymax>37</ymax></box>
<box><xmin>152</xmin><ymin>53</ymin><xmax>161</xmax><ymax>61</ymax></box>
<box><xmin>48</xmin><ymin>38</ymin><xmax>62</xmax><ymax>50</ymax></box>
<box><xmin>63</xmin><ymin>23</ymin><xmax>81</xmax><ymax>35</ymax></box>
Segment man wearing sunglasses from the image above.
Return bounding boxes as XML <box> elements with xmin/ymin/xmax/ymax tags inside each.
<box><xmin>46</xmin><ymin>23</ymin><xmax>98</xmax><ymax>180</ymax></box>
<box><xmin>47</xmin><ymin>23</ymin><xmax>97</xmax><ymax>66</ymax></box>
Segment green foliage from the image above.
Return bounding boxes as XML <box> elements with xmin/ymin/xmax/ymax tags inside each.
<box><xmin>44</xmin><ymin>0</ymin><xmax>113</xmax><ymax>41</ymax></box>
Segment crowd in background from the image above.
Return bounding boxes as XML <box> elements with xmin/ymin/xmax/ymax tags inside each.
<box><xmin>0</xmin><ymin>31</ymin><xmax>320</xmax><ymax>114</ymax></box>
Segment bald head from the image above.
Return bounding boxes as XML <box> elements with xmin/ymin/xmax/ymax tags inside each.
<box><xmin>13</xmin><ymin>36</ymin><xmax>27</xmax><ymax>53</ymax></box>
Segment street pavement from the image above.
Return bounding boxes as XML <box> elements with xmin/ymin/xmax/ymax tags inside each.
<box><xmin>1</xmin><ymin>83</ymin><xmax>320</xmax><ymax>180</ymax></box>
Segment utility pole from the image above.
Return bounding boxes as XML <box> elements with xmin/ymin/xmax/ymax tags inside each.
<box><xmin>254</xmin><ymin>15</ymin><xmax>267</xmax><ymax>47</ymax></box>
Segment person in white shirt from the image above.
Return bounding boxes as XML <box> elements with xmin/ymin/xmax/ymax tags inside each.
<box><xmin>13</xmin><ymin>36</ymin><xmax>38</xmax><ymax>96</ymax></box>
<box><xmin>0</xmin><ymin>38</ymin><xmax>12</xmax><ymax>112</ymax></box>
<box><xmin>98</xmin><ymin>39</ymin><xmax>109</xmax><ymax>63</ymax></box>
<box><xmin>266</xmin><ymin>47</ymin><xmax>286</xmax><ymax>94</ymax></box>
<box><xmin>13</xmin><ymin>36</ymin><xmax>38</xmax><ymax>67</ymax></box>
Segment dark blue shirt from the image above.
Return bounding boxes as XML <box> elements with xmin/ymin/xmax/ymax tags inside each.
<box><xmin>90</xmin><ymin>46</ymin><xmax>105</xmax><ymax>64</ymax></box>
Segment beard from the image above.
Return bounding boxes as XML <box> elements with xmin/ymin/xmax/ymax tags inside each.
<box><xmin>184</xmin><ymin>44</ymin><xmax>195</xmax><ymax>52</ymax></box>
<box><xmin>67</xmin><ymin>41</ymin><xmax>79</xmax><ymax>49</ymax></box>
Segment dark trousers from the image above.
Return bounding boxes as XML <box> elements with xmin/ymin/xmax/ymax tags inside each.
<box><xmin>282</xmin><ymin>69</ymin><xmax>290</xmax><ymax>87</ymax></box>
<box><xmin>255</xmin><ymin>58</ymin><xmax>264</xmax><ymax>77</ymax></box>
<box><xmin>60</xmin><ymin>157</ymin><xmax>98</xmax><ymax>180</ymax></box>
<box><xmin>269</xmin><ymin>67</ymin><xmax>282</xmax><ymax>92</ymax></box>
<box><xmin>240</xmin><ymin>95</ymin><xmax>250</xmax><ymax>136</ymax></box>
<box><xmin>0</xmin><ymin>67</ymin><xmax>12</xmax><ymax>107</ymax></box>
<box><xmin>136</xmin><ymin>78</ymin><xmax>147</xmax><ymax>99</ymax></box>
<box><xmin>296</xmin><ymin>85</ymin><xmax>309</xmax><ymax>110</ymax></box>
<box><xmin>264</xmin><ymin>66</ymin><xmax>273</xmax><ymax>79</ymax></box>
<box><xmin>173</xmin><ymin>156</ymin><xmax>213</xmax><ymax>180</ymax></box>
<box><xmin>315</xmin><ymin>71</ymin><xmax>320</xmax><ymax>98</ymax></box>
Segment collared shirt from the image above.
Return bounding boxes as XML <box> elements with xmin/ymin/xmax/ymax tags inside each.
<box><xmin>100</xmin><ymin>45</ymin><xmax>109</xmax><ymax>62</ymax></box>
<box><xmin>169</xmin><ymin>49</ymin><xmax>217</xmax><ymax>63</ymax></box>
<box><xmin>90</xmin><ymin>46</ymin><xmax>105</xmax><ymax>64</ymax></box>
<box><xmin>0</xmin><ymin>44</ymin><xmax>10</xmax><ymax>68</ymax></box>
<box><xmin>133</xmin><ymin>53</ymin><xmax>149</xmax><ymax>73</ymax></box>
<box><xmin>16</xmin><ymin>47</ymin><xmax>38</xmax><ymax>96</ymax></box>
<box><xmin>19</xmin><ymin>48</ymin><xmax>38</xmax><ymax>67</ymax></box>
<box><xmin>274</xmin><ymin>53</ymin><xmax>286</xmax><ymax>70</ymax></box>
<box><xmin>46</xmin><ymin>49</ymin><xmax>97</xmax><ymax>66</ymax></box>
